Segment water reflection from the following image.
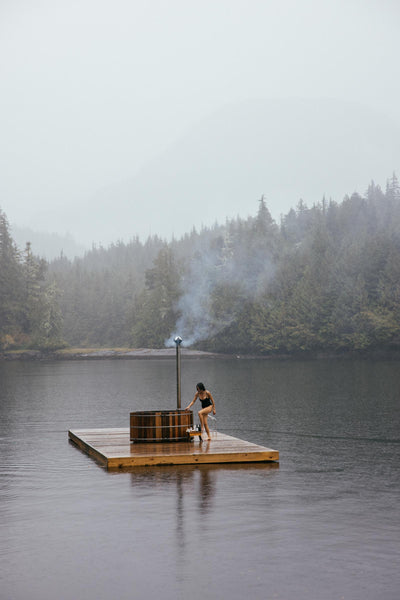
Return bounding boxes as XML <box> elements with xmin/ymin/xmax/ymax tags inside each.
<box><xmin>127</xmin><ymin>462</ymin><xmax>279</xmax><ymax>563</ymax></box>
<box><xmin>197</xmin><ymin>465</ymin><xmax>214</xmax><ymax>514</ymax></box>
<box><xmin>176</xmin><ymin>471</ymin><xmax>186</xmax><ymax>561</ymax></box>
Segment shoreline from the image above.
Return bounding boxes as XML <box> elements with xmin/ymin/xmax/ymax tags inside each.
<box><xmin>1</xmin><ymin>347</ymin><xmax>400</xmax><ymax>362</ymax></box>
<box><xmin>0</xmin><ymin>348</ymin><xmax>232</xmax><ymax>361</ymax></box>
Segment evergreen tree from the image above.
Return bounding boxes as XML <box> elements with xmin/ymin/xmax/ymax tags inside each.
<box><xmin>22</xmin><ymin>242</ymin><xmax>47</xmax><ymax>336</ymax></box>
<box><xmin>0</xmin><ymin>210</ymin><xmax>23</xmax><ymax>348</ymax></box>
<box><xmin>386</xmin><ymin>172</ymin><xmax>400</xmax><ymax>202</ymax></box>
<box><xmin>30</xmin><ymin>280</ymin><xmax>66</xmax><ymax>350</ymax></box>
<box><xmin>131</xmin><ymin>247</ymin><xmax>182</xmax><ymax>347</ymax></box>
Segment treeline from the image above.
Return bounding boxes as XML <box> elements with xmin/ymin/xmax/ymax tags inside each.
<box><xmin>0</xmin><ymin>211</ymin><xmax>64</xmax><ymax>351</ymax></box>
<box><xmin>1</xmin><ymin>174</ymin><xmax>400</xmax><ymax>355</ymax></box>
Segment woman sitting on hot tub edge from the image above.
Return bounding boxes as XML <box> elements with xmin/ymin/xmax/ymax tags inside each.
<box><xmin>185</xmin><ymin>382</ymin><xmax>216</xmax><ymax>441</ymax></box>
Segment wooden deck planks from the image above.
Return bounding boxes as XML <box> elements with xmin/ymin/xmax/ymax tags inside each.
<box><xmin>68</xmin><ymin>427</ymin><xmax>279</xmax><ymax>469</ymax></box>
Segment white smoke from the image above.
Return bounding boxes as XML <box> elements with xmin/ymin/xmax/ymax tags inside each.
<box><xmin>165</xmin><ymin>225</ymin><xmax>276</xmax><ymax>348</ymax></box>
<box><xmin>165</xmin><ymin>237</ymin><xmax>221</xmax><ymax>346</ymax></box>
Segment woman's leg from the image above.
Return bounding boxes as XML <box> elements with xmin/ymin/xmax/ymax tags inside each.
<box><xmin>203</xmin><ymin>414</ymin><xmax>211</xmax><ymax>440</ymax></box>
<box><xmin>198</xmin><ymin>407</ymin><xmax>212</xmax><ymax>439</ymax></box>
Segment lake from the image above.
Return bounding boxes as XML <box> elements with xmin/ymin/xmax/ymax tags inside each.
<box><xmin>0</xmin><ymin>357</ymin><xmax>399</xmax><ymax>600</ymax></box>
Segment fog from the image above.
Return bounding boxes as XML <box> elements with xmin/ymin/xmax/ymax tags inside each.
<box><xmin>1</xmin><ymin>0</ymin><xmax>400</xmax><ymax>251</ymax></box>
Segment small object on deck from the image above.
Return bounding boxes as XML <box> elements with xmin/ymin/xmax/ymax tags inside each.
<box><xmin>186</xmin><ymin>427</ymin><xmax>202</xmax><ymax>442</ymax></box>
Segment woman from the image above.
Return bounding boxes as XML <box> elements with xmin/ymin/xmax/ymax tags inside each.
<box><xmin>185</xmin><ymin>382</ymin><xmax>216</xmax><ymax>441</ymax></box>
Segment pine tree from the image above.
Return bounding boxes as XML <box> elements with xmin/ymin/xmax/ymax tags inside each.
<box><xmin>254</xmin><ymin>195</ymin><xmax>274</xmax><ymax>235</ymax></box>
<box><xmin>22</xmin><ymin>242</ymin><xmax>47</xmax><ymax>338</ymax></box>
<box><xmin>0</xmin><ymin>209</ymin><xmax>23</xmax><ymax>347</ymax></box>
<box><xmin>385</xmin><ymin>172</ymin><xmax>400</xmax><ymax>202</ymax></box>
<box><xmin>31</xmin><ymin>280</ymin><xmax>66</xmax><ymax>351</ymax></box>
<box><xmin>131</xmin><ymin>247</ymin><xmax>182</xmax><ymax>347</ymax></box>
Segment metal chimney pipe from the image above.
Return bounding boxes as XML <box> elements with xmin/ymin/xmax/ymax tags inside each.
<box><xmin>174</xmin><ymin>336</ymin><xmax>183</xmax><ymax>409</ymax></box>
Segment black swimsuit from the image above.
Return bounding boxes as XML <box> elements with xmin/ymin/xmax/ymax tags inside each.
<box><xmin>199</xmin><ymin>394</ymin><xmax>212</xmax><ymax>409</ymax></box>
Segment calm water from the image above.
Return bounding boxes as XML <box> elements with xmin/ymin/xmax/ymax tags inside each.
<box><xmin>0</xmin><ymin>357</ymin><xmax>399</xmax><ymax>600</ymax></box>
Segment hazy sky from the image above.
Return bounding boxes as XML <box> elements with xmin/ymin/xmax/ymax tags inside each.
<box><xmin>1</xmin><ymin>0</ymin><xmax>400</xmax><ymax>245</ymax></box>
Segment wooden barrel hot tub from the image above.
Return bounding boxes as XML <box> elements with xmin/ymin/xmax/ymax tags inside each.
<box><xmin>130</xmin><ymin>410</ymin><xmax>194</xmax><ymax>443</ymax></box>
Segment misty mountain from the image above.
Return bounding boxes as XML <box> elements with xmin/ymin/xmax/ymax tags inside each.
<box><xmin>77</xmin><ymin>98</ymin><xmax>400</xmax><ymax>245</ymax></box>
<box><xmin>11</xmin><ymin>225</ymin><xmax>87</xmax><ymax>260</ymax></box>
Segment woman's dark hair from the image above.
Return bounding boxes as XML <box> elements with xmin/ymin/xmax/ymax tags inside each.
<box><xmin>196</xmin><ymin>382</ymin><xmax>205</xmax><ymax>391</ymax></box>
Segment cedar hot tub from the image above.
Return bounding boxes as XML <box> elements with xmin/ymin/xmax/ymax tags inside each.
<box><xmin>130</xmin><ymin>409</ymin><xmax>194</xmax><ymax>443</ymax></box>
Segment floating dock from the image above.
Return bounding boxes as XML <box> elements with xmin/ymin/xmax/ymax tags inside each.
<box><xmin>68</xmin><ymin>428</ymin><xmax>279</xmax><ymax>469</ymax></box>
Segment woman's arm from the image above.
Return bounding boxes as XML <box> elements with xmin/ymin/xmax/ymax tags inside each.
<box><xmin>207</xmin><ymin>391</ymin><xmax>216</xmax><ymax>414</ymax></box>
<box><xmin>185</xmin><ymin>393</ymin><xmax>198</xmax><ymax>411</ymax></box>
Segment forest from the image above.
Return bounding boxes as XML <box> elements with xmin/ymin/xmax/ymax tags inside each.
<box><xmin>1</xmin><ymin>173</ymin><xmax>400</xmax><ymax>356</ymax></box>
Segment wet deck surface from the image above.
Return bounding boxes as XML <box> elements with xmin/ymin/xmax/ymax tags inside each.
<box><xmin>68</xmin><ymin>428</ymin><xmax>279</xmax><ymax>469</ymax></box>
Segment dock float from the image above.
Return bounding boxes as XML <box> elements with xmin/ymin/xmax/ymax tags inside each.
<box><xmin>68</xmin><ymin>428</ymin><xmax>279</xmax><ymax>469</ymax></box>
